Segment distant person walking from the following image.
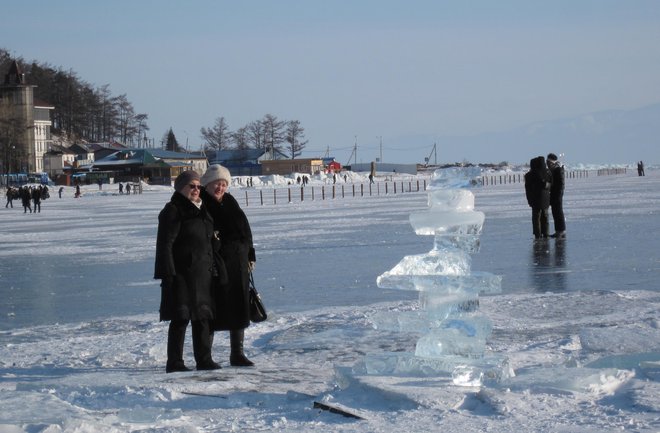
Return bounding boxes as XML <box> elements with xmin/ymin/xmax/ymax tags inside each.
<box><xmin>5</xmin><ymin>187</ymin><xmax>14</xmax><ymax>208</ymax></box>
<box><xmin>546</xmin><ymin>153</ymin><xmax>566</xmax><ymax>239</ymax></box>
<box><xmin>638</xmin><ymin>161</ymin><xmax>645</xmax><ymax>176</ymax></box>
<box><xmin>524</xmin><ymin>156</ymin><xmax>552</xmax><ymax>239</ymax></box>
<box><xmin>154</xmin><ymin>170</ymin><xmax>221</xmax><ymax>373</ymax></box>
<box><xmin>58</xmin><ymin>186</ymin><xmax>64</xmax><ymax>199</ymax></box>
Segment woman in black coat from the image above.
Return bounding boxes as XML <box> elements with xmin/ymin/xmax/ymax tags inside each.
<box><xmin>201</xmin><ymin>164</ymin><xmax>256</xmax><ymax>367</ymax></box>
<box><xmin>154</xmin><ymin>170</ymin><xmax>221</xmax><ymax>373</ymax></box>
<box><xmin>524</xmin><ymin>156</ymin><xmax>552</xmax><ymax>239</ymax></box>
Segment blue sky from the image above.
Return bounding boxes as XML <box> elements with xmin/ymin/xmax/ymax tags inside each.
<box><xmin>3</xmin><ymin>1</ymin><xmax>660</xmax><ymax>164</ymax></box>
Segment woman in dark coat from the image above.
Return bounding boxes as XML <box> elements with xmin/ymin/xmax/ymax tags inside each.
<box><xmin>154</xmin><ymin>170</ymin><xmax>221</xmax><ymax>373</ymax></box>
<box><xmin>524</xmin><ymin>156</ymin><xmax>552</xmax><ymax>239</ymax></box>
<box><xmin>201</xmin><ymin>164</ymin><xmax>256</xmax><ymax>367</ymax></box>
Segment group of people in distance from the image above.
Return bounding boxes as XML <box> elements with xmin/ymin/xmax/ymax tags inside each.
<box><xmin>5</xmin><ymin>185</ymin><xmax>49</xmax><ymax>213</ymax></box>
<box><xmin>154</xmin><ymin>164</ymin><xmax>257</xmax><ymax>373</ymax></box>
<box><xmin>524</xmin><ymin>153</ymin><xmax>566</xmax><ymax>240</ymax></box>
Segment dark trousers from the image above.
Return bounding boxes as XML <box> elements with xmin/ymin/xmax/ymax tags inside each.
<box><xmin>167</xmin><ymin>319</ymin><xmax>214</xmax><ymax>367</ymax></box>
<box><xmin>550</xmin><ymin>201</ymin><xmax>566</xmax><ymax>232</ymax></box>
<box><xmin>531</xmin><ymin>207</ymin><xmax>549</xmax><ymax>238</ymax></box>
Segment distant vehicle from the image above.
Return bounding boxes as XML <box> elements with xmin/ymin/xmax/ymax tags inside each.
<box><xmin>2</xmin><ymin>172</ymin><xmax>53</xmax><ymax>186</ymax></box>
<box><xmin>1</xmin><ymin>173</ymin><xmax>28</xmax><ymax>186</ymax></box>
<box><xmin>27</xmin><ymin>172</ymin><xmax>54</xmax><ymax>186</ymax></box>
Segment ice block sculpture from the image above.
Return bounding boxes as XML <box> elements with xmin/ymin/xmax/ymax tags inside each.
<box><xmin>369</xmin><ymin>167</ymin><xmax>513</xmax><ymax>386</ymax></box>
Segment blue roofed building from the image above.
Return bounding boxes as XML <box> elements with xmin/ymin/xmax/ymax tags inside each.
<box><xmin>206</xmin><ymin>148</ymin><xmax>267</xmax><ymax>176</ymax></box>
<box><xmin>91</xmin><ymin>148</ymin><xmax>208</xmax><ymax>185</ymax></box>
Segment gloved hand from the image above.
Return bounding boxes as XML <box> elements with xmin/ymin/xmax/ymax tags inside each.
<box><xmin>248</xmin><ymin>261</ymin><xmax>256</xmax><ymax>272</ymax></box>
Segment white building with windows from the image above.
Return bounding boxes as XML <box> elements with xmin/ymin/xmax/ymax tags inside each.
<box><xmin>33</xmin><ymin>99</ymin><xmax>54</xmax><ymax>173</ymax></box>
<box><xmin>0</xmin><ymin>60</ymin><xmax>54</xmax><ymax>176</ymax></box>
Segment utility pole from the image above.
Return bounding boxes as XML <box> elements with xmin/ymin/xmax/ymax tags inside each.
<box><xmin>354</xmin><ymin>135</ymin><xmax>358</xmax><ymax>164</ymax></box>
<box><xmin>377</xmin><ymin>136</ymin><xmax>383</xmax><ymax>162</ymax></box>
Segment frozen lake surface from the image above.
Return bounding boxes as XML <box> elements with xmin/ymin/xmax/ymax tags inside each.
<box><xmin>1</xmin><ymin>169</ymin><xmax>658</xmax><ymax>330</ymax></box>
<box><xmin>0</xmin><ymin>168</ymin><xmax>658</xmax><ymax>432</ymax></box>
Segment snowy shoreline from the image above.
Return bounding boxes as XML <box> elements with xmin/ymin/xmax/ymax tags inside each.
<box><xmin>1</xmin><ymin>289</ymin><xmax>658</xmax><ymax>432</ymax></box>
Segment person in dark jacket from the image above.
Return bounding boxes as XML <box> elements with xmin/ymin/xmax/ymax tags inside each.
<box><xmin>20</xmin><ymin>187</ymin><xmax>32</xmax><ymax>213</ymax></box>
<box><xmin>5</xmin><ymin>187</ymin><xmax>15</xmax><ymax>208</ymax></box>
<box><xmin>32</xmin><ymin>186</ymin><xmax>42</xmax><ymax>213</ymax></box>
<box><xmin>201</xmin><ymin>164</ymin><xmax>257</xmax><ymax>367</ymax></box>
<box><xmin>546</xmin><ymin>153</ymin><xmax>566</xmax><ymax>238</ymax></box>
<box><xmin>154</xmin><ymin>170</ymin><xmax>221</xmax><ymax>373</ymax></box>
<box><xmin>524</xmin><ymin>156</ymin><xmax>552</xmax><ymax>239</ymax></box>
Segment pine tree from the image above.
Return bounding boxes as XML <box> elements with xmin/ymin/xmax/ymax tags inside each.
<box><xmin>164</xmin><ymin>128</ymin><xmax>180</xmax><ymax>152</ymax></box>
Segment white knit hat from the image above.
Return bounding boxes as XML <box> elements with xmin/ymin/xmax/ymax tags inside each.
<box><xmin>201</xmin><ymin>164</ymin><xmax>231</xmax><ymax>186</ymax></box>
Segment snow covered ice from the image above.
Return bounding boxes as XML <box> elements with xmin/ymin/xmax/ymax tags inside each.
<box><xmin>1</xmin><ymin>167</ymin><xmax>659</xmax><ymax>432</ymax></box>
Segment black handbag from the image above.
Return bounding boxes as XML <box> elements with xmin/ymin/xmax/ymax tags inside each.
<box><xmin>249</xmin><ymin>272</ymin><xmax>267</xmax><ymax>323</ymax></box>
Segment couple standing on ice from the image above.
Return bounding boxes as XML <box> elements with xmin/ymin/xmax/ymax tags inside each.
<box><xmin>524</xmin><ymin>153</ymin><xmax>566</xmax><ymax>240</ymax></box>
<box><xmin>154</xmin><ymin>165</ymin><xmax>257</xmax><ymax>373</ymax></box>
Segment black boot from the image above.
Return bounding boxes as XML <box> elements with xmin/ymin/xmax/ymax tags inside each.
<box><xmin>166</xmin><ymin>320</ymin><xmax>192</xmax><ymax>373</ymax></box>
<box><xmin>193</xmin><ymin>320</ymin><xmax>221</xmax><ymax>371</ymax></box>
<box><xmin>230</xmin><ymin>329</ymin><xmax>254</xmax><ymax>367</ymax></box>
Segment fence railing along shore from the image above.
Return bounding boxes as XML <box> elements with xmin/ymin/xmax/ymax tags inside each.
<box><xmin>237</xmin><ymin>178</ymin><xmax>428</xmax><ymax>207</ymax></box>
<box><xmin>234</xmin><ymin>168</ymin><xmax>628</xmax><ymax>207</ymax></box>
<box><xmin>0</xmin><ymin>168</ymin><xmax>629</xmax><ymax>207</ymax></box>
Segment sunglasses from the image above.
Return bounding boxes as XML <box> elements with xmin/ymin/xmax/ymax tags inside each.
<box><xmin>188</xmin><ymin>184</ymin><xmax>202</xmax><ymax>190</ymax></box>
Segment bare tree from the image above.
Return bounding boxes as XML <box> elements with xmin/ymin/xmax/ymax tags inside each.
<box><xmin>285</xmin><ymin>120</ymin><xmax>308</xmax><ymax>159</ymax></box>
<box><xmin>134</xmin><ymin>113</ymin><xmax>150</xmax><ymax>147</ymax></box>
<box><xmin>232</xmin><ymin>126</ymin><xmax>250</xmax><ymax>150</ymax></box>
<box><xmin>246</xmin><ymin>119</ymin><xmax>265</xmax><ymax>151</ymax></box>
<box><xmin>261</xmin><ymin>113</ymin><xmax>286</xmax><ymax>157</ymax></box>
<box><xmin>95</xmin><ymin>84</ymin><xmax>117</xmax><ymax>142</ymax></box>
<box><xmin>116</xmin><ymin>94</ymin><xmax>135</xmax><ymax>144</ymax></box>
<box><xmin>200</xmin><ymin>116</ymin><xmax>231</xmax><ymax>151</ymax></box>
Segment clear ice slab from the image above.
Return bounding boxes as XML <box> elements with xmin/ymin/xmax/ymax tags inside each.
<box><xmin>358</xmin><ymin>352</ymin><xmax>514</xmax><ymax>387</ymax></box>
<box><xmin>377</xmin><ymin>272</ymin><xmax>502</xmax><ymax>295</ymax></box>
